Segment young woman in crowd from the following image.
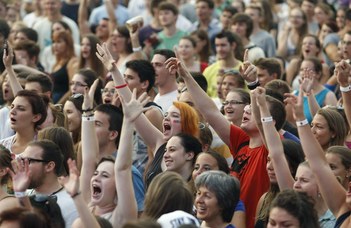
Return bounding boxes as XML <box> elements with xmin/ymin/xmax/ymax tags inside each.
<box><xmin>190</xmin><ymin>30</ymin><xmax>212</xmax><ymax>64</ymax></box>
<box><xmin>222</xmin><ymin>89</ymin><xmax>250</xmax><ymax>127</ymax></box>
<box><xmin>51</xmin><ymin>30</ymin><xmax>78</xmax><ymax>104</ymax></box>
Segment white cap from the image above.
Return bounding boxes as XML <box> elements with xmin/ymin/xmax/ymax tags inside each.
<box><xmin>157</xmin><ymin>210</ymin><xmax>200</xmax><ymax>228</ymax></box>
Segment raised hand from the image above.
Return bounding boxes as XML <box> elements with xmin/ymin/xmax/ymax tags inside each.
<box><xmin>9</xmin><ymin>158</ymin><xmax>31</xmax><ymax>192</ymax></box>
<box><xmin>300</xmin><ymin>68</ymin><xmax>314</xmax><ymax>95</ymax></box>
<box><xmin>164</xmin><ymin>47</ymin><xmax>190</xmax><ymax>79</ymax></box>
<box><xmin>96</xmin><ymin>43</ymin><xmax>116</xmax><ymax>71</ymax></box>
<box><xmin>82</xmin><ymin>79</ymin><xmax>99</xmax><ymax>110</ymax></box>
<box><xmin>284</xmin><ymin>87</ymin><xmax>305</xmax><ymax>121</ymax></box>
<box><xmin>120</xmin><ymin>88</ymin><xmax>150</xmax><ymax>122</ymax></box>
<box><xmin>239</xmin><ymin>49</ymin><xmax>257</xmax><ymax>83</ymax></box>
<box><xmin>2</xmin><ymin>43</ymin><xmax>14</xmax><ymax>69</ymax></box>
<box><xmin>335</xmin><ymin>60</ymin><xmax>351</xmax><ymax>87</ymax></box>
<box><xmin>253</xmin><ymin>87</ymin><xmax>267</xmax><ymax>107</ymax></box>
<box><xmin>58</xmin><ymin>159</ymin><xmax>80</xmax><ymax>197</ymax></box>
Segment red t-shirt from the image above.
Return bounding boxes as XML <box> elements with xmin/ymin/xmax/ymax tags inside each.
<box><xmin>229</xmin><ymin>124</ymin><xmax>270</xmax><ymax>228</ymax></box>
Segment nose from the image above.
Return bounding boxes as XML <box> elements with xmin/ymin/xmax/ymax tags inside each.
<box><xmin>293</xmin><ymin>180</ymin><xmax>301</xmax><ymax>190</ymax></box>
<box><xmin>267</xmin><ymin>160</ymin><xmax>273</xmax><ymax>171</ymax></box>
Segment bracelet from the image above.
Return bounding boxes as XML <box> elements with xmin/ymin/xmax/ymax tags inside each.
<box><xmin>296</xmin><ymin>119</ymin><xmax>309</xmax><ymax>127</ymax></box>
<box><xmin>261</xmin><ymin>116</ymin><xmax>273</xmax><ymax>123</ymax></box>
<box><xmin>14</xmin><ymin>191</ymin><xmax>26</xmax><ymax>198</ymax></box>
<box><xmin>132</xmin><ymin>46</ymin><xmax>142</xmax><ymax>52</ymax></box>
<box><xmin>82</xmin><ymin>116</ymin><xmax>95</xmax><ymax>121</ymax></box>
<box><xmin>71</xmin><ymin>191</ymin><xmax>81</xmax><ymax>198</ymax></box>
<box><xmin>82</xmin><ymin>108</ymin><xmax>93</xmax><ymax>112</ymax></box>
<box><xmin>246</xmin><ymin>78</ymin><xmax>259</xmax><ymax>86</ymax></box>
<box><xmin>115</xmin><ymin>83</ymin><xmax>128</xmax><ymax>89</ymax></box>
<box><xmin>247</xmin><ymin>78</ymin><xmax>260</xmax><ymax>90</ymax></box>
<box><xmin>340</xmin><ymin>85</ymin><xmax>351</xmax><ymax>92</ymax></box>
<box><xmin>82</xmin><ymin>111</ymin><xmax>94</xmax><ymax>117</ymax></box>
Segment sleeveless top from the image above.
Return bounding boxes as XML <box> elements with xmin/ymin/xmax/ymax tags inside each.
<box><xmin>145</xmin><ymin>143</ymin><xmax>167</xmax><ymax>189</ymax></box>
<box><xmin>51</xmin><ymin>62</ymin><xmax>69</xmax><ymax>103</ymax></box>
<box><xmin>334</xmin><ymin>211</ymin><xmax>351</xmax><ymax>228</ymax></box>
<box><xmin>287</xmin><ymin>34</ymin><xmax>296</xmax><ymax>57</ymax></box>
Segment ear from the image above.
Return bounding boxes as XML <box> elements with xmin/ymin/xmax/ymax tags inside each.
<box><xmin>0</xmin><ymin>168</ymin><xmax>8</xmax><ymax>179</ymax></box>
<box><xmin>141</xmin><ymin>80</ymin><xmax>149</xmax><ymax>91</ymax></box>
<box><xmin>231</xmin><ymin>41</ymin><xmax>237</xmax><ymax>51</ymax></box>
<box><xmin>32</xmin><ymin>113</ymin><xmax>42</xmax><ymax>124</ymax></box>
<box><xmin>109</xmin><ymin>130</ymin><xmax>118</xmax><ymax>142</ymax></box>
<box><xmin>186</xmin><ymin>152</ymin><xmax>195</xmax><ymax>161</ymax></box>
<box><xmin>45</xmin><ymin>161</ymin><xmax>56</xmax><ymax>173</ymax></box>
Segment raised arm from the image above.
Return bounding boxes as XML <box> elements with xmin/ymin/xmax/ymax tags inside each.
<box><xmin>3</xmin><ymin>46</ymin><xmax>23</xmax><ymax>95</ymax></box>
<box><xmin>112</xmin><ymin>89</ymin><xmax>147</xmax><ymax>227</ymax></box>
<box><xmin>78</xmin><ymin>0</ymin><xmax>91</xmax><ymax>36</ymax></box>
<box><xmin>336</xmin><ymin>61</ymin><xmax>351</xmax><ymax>130</ymax></box>
<box><xmin>164</xmin><ymin>51</ymin><xmax>232</xmax><ymax>147</ymax></box>
<box><xmin>255</xmin><ymin>87</ymin><xmax>294</xmax><ymax>189</ymax></box>
<box><xmin>105</xmin><ymin>0</ymin><xmax>118</xmax><ymax>33</ymax></box>
<box><xmin>59</xmin><ymin>159</ymin><xmax>100</xmax><ymax>228</ymax></box>
<box><xmin>286</xmin><ymin>84</ymin><xmax>348</xmax><ymax>217</ymax></box>
<box><xmin>80</xmin><ymin>80</ymin><xmax>100</xmax><ymax>203</ymax></box>
<box><xmin>96</xmin><ymin>44</ymin><xmax>164</xmax><ymax>152</ymax></box>
<box><xmin>300</xmin><ymin>69</ymin><xmax>320</xmax><ymax>118</ymax></box>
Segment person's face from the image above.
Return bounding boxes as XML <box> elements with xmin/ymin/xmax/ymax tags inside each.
<box><xmin>223</xmin><ymin>91</ymin><xmax>246</xmax><ymax>125</ymax></box>
<box><xmin>162</xmin><ymin>105</ymin><xmax>182</xmax><ymax>140</ymax></box>
<box><xmin>299</xmin><ymin>60</ymin><xmax>318</xmax><ymax>81</ymax></box>
<box><xmin>178</xmin><ymin>91</ymin><xmax>195</xmax><ymax>108</ymax></box>
<box><xmin>2</xmin><ymin>76</ymin><xmax>14</xmax><ymax>102</ymax></box>
<box><xmin>52</xmin><ymin>38</ymin><xmax>67</xmax><ymax>56</ymax></box>
<box><xmin>158</xmin><ymin>10</ymin><xmax>177</xmax><ymax>27</ymax></box>
<box><xmin>319</xmin><ymin>24</ymin><xmax>333</xmax><ymax>42</ymax></box>
<box><xmin>215</xmin><ymin>37</ymin><xmax>233</xmax><ymax>60</ymax></box>
<box><xmin>267</xmin><ymin>207</ymin><xmax>300</xmax><ymax>228</ymax></box>
<box><xmin>326</xmin><ymin>153</ymin><xmax>349</xmax><ymax>187</ymax></box>
<box><xmin>301</xmin><ymin>1</ymin><xmax>314</xmax><ymax>17</ymax></box>
<box><xmin>102</xmin><ymin>81</ymin><xmax>116</xmax><ymax>104</ymax></box>
<box><xmin>81</xmin><ymin>37</ymin><xmax>91</xmax><ymax>59</ymax></box>
<box><xmin>220</xmin><ymin>11</ymin><xmax>234</xmax><ymax>30</ymax></box>
<box><xmin>293</xmin><ymin>165</ymin><xmax>319</xmax><ymax>199</ymax></box>
<box><xmin>14</xmin><ymin>32</ymin><xmax>29</xmax><ymax>44</ymax></box>
<box><xmin>10</xmin><ymin>96</ymin><xmax>39</xmax><ymax>131</ymax></box>
<box><xmin>336</xmin><ymin>9</ymin><xmax>345</xmax><ymax>29</ymax></box>
<box><xmin>196</xmin><ymin>1</ymin><xmax>212</xmax><ymax>21</ymax></box>
<box><xmin>63</xmin><ymin>101</ymin><xmax>81</xmax><ymax>132</ymax></box>
<box><xmin>111</xmin><ymin>29</ymin><xmax>127</xmax><ymax>53</ymax></box>
<box><xmin>266</xmin><ymin>156</ymin><xmax>277</xmax><ymax>183</ymax></box>
<box><xmin>178</xmin><ymin>39</ymin><xmax>195</xmax><ymax>60</ymax></box>
<box><xmin>191</xmin><ymin>35</ymin><xmax>207</xmax><ymax>56</ymax></box>
<box><xmin>14</xmin><ymin>50</ymin><xmax>33</xmax><ymax>66</ymax></box>
<box><xmin>195</xmin><ymin>186</ymin><xmax>222</xmax><ymax>222</ymax></box>
<box><xmin>245</xmin><ymin>8</ymin><xmax>260</xmax><ymax>24</ymax></box>
<box><xmin>21</xmin><ymin>145</ymin><xmax>47</xmax><ymax>189</ymax></box>
<box><xmin>124</xmin><ymin>68</ymin><xmax>144</xmax><ymax>94</ymax></box>
<box><xmin>221</xmin><ymin>75</ymin><xmax>240</xmax><ymax>98</ymax></box>
<box><xmin>164</xmin><ymin>136</ymin><xmax>192</xmax><ymax>172</ymax></box>
<box><xmin>314</xmin><ymin>7</ymin><xmax>328</xmax><ymax>25</ymax></box>
<box><xmin>5</xmin><ymin>8</ymin><xmax>17</xmax><ymax>24</ymax></box>
<box><xmin>151</xmin><ymin>54</ymin><xmax>170</xmax><ymax>88</ymax></box>
<box><xmin>240</xmin><ymin>105</ymin><xmax>258</xmax><ymax>133</ymax></box>
<box><xmin>257</xmin><ymin>68</ymin><xmax>275</xmax><ymax>87</ymax></box>
<box><xmin>43</xmin><ymin>0</ymin><xmax>61</xmax><ymax>14</ymax></box>
<box><xmin>25</xmin><ymin>82</ymin><xmax>43</xmax><ymax>94</ymax></box>
<box><xmin>52</xmin><ymin>22</ymin><xmax>65</xmax><ymax>34</ymax></box>
<box><xmin>301</xmin><ymin>36</ymin><xmax>319</xmax><ymax>58</ymax></box>
<box><xmin>96</xmin><ymin>19</ymin><xmax>109</xmax><ymax>39</ymax></box>
<box><xmin>94</xmin><ymin>111</ymin><xmax>115</xmax><ymax>148</ymax></box>
<box><xmin>311</xmin><ymin>114</ymin><xmax>334</xmax><ymax>149</ymax></box>
<box><xmin>342</xmin><ymin>33</ymin><xmax>351</xmax><ymax>60</ymax></box>
<box><xmin>90</xmin><ymin>161</ymin><xmax>117</xmax><ymax>206</ymax></box>
<box><xmin>231</xmin><ymin>22</ymin><xmax>247</xmax><ymax>39</ymax></box>
<box><xmin>216</xmin><ymin>75</ymin><xmax>224</xmax><ymax>99</ymax></box>
<box><xmin>192</xmin><ymin>153</ymin><xmax>219</xmax><ymax>181</ymax></box>
<box><xmin>70</xmin><ymin>74</ymin><xmax>88</xmax><ymax>95</ymax></box>
<box><xmin>289</xmin><ymin>8</ymin><xmax>305</xmax><ymax>28</ymax></box>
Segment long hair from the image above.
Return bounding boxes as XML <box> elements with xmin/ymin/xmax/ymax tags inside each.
<box><xmin>52</xmin><ymin>30</ymin><xmax>75</xmax><ymax>68</ymax></box>
<box><xmin>173</xmin><ymin>102</ymin><xmax>199</xmax><ymax>138</ymax></box>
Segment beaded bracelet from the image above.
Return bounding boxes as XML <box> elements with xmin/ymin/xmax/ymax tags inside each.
<box><xmin>115</xmin><ymin>83</ymin><xmax>128</xmax><ymax>89</ymax></box>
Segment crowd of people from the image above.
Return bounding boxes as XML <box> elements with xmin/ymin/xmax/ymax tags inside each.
<box><xmin>0</xmin><ymin>0</ymin><xmax>350</xmax><ymax>227</ymax></box>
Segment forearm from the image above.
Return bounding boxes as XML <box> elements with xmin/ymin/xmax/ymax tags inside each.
<box><xmin>105</xmin><ymin>0</ymin><xmax>118</xmax><ymax>30</ymax></box>
<box><xmin>72</xmin><ymin>194</ymin><xmax>100</xmax><ymax>228</ymax></box>
<box><xmin>78</xmin><ymin>0</ymin><xmax>91</xmax><ymax>35</ymax></box>
<box><xmin>306</xmin><ymin>93</ymin><xmax>320</xmax><ymax>118</ymax></box>
<box><xmin>115</xmin><ymin>119</ymin><xmax>133</xmax><ymax>171</ymax></box>
<box><xmin>6</xmin><ymin>65</ymin><xmax>23</xmax><ymax>95</ymax></box>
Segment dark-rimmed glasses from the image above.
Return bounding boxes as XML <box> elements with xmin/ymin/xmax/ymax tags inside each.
<box><xmin>20</xmin><ymin>157</ymin><xmax>49</xmax><ymax>164</ymax></box>
<box><xmin>222</xmin><ymin>100</ymin><xmax>246</xmax><ymax>106</ymax></box>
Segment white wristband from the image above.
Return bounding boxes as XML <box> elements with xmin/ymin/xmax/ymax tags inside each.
<box><xmin>296</xmin><ymin>119</ymin><xmax>309</xmax><ymax>127</ymax></box>
<box><xmin>246</xmin><ymin>78</ymin><xmax>259</xmax><ymax>86</ymax></box>
<box><xmin>14</xmin><ymin>191</ymin><xmax>26</xmax><ymax>198</ymax></box>
<box><xmin>82</xmin><ymin>116</ymin><xmax>95</xmax><ymax>121</ymax></box>
<box><xmin>261</xmin><ymin>116</ymin><xmax>273</xmax><ymax>123</ymax></box>
<box><xmin>340</xmin><ymin>85</ymin><xmax>351</xmax><ymax>92</ymax></box>
<box><xmin>132</xmin><ymin>46</ymin><xmax>142</xmax><ymax>52</ymax></box>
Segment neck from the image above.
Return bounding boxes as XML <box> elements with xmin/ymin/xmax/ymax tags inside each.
<box><xmin>242</xmin><ymin>37</ymin><xmax>250</xmax><ymax>46</ymax></box>
<box><xmin>220</xmin><ymin>55</ymin><xmax>237</xmax><ymax>68</ymax></box>
<box><xmin>158</xmin><ymin>80</ymin><xmax>178</xmax><ymax>95</ymax></box>
<box><xmin>95</xmin><ymin>204</ymin><xmax>116</xmax><ymax>216</ymax></box>
<box><xmin>99</xmin><ymin>143</ymin><xmax>117</xmax><ymax>158</ymax></box>
<box><xmin>35</xmin><ymin>177</ymin><xmax>62</xmax><ymax>195</ymax></box>
<box><xmin>178</xmin><ymin>164</ymin><xmax>193</xmax><ymax>182</ymax></box>
<box><xmin>200</xmin><ymin>18</ymin><xmax>211</xmax><ymax>27</ymax></box>
<box><xmin>201</xmin><ymin>218</ymin><xmax>228</xmax><ymax>228</ymax></box>
<box><xmin>252</xmin><ymin>24</ymin><xmax>260</xmax><ymax>34</ymax></box>
<box><xmin>315</xmin><ymin>198</ymin><xmax>328</xmax><ymax>217</ymax></box>
<box><xmin>47</xmin><ymin>13</ymin><xmax>62</xmax><ymax>22</ymax></box>
<box><xmin>183</xmin><ymin>56</ymin><xmax>195</xmax><ymax>67</ymax></box>
<box><xmin>163</xmin><ymin>25</ymin><xmax>177</xmax><ymax>37</ymax></box>
<box><xmin>16</xmin><ymin>130</ymin><xmax>36</xmax><ymax>144</ymax></box>
<box><xmin>248</xmin><ymin>131</ymin><xmax>263</xmax><ymax>148</ymax></box>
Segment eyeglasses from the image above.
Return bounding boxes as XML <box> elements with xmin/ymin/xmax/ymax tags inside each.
<box><xmin>71</xmin><ymin>93</ymin><xmax>83</xmax><ymax>99</ymax></box>
<box><xmin>69</xmin><ymin>81</ymin><xmax>88</xmax><ymax>87</ymax></box>
<box><xmin>101</xmin><ymin>88</ymin><xmax>116</xmax><ymax>94</ymax></box>
<box><xmin>20</xmin><ymin>157</ymin><xmax>49</xmax><ymax>164</ymax></box>
<box><xmin>222</xmin><ymin>100</ymin><xmax>246</xmax><ymax>106</ymax></box>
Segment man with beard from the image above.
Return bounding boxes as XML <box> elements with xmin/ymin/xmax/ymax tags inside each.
<box><xmin>20</xmin><ymin>140</ymin><xmax>78</xmax><ymax>228</ymax></box>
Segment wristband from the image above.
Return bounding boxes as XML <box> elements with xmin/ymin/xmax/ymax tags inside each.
<box><xmin>261</xmin><ymin>116</ymin><xmax>273</xmax><ymax>123</ymax></box>
<box><xmin>82</xmin><ymin>116</ymin><xmax>95</xmax><ymax>121</ymax></box>
<box><xmin>71</xmin><ymin>191</ymin><xmax>81</xmax><ymax>198</ymax></box>
<box><xmin>246</xmin><ymin>78</ymin><xmax>259</xmax><ymax>86</ymax></box>
<box><xmin>82</xmin><ymin>108</ymin><xmax>93</xmax><ymax>112</ymax></box>
<box><xmin>340</xmin><ymin>85</ymin><xmax>351</xmax><ymax>92</ymax></box>
<box><xmin>14</xmin><ymin>191</ymin><xmax>26</xmax><ymax>198</ymax></box>
<box><xmin>296</xmin><ymin>119</ymin><xmax>309</xmax><ymax>127</ymax></box>
<box><xmin>115</xmin><ymin>83</ymin><xmax>128</xmax><ymax>89</ymax></box>
<box><xmin>246</xmin><ymin>78</ymin><xmax>260</xmax><ymax>90</ymax></box>
<box><xmin>132</xmin><ymin>46</ymin><xmax>142</xmax><ymax>52</ymax></box>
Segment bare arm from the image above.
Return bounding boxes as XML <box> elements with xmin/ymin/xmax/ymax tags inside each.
<box><xmin>3</xmin><ymin>47</ymin><xmax>23</xmax><ymax>95</ymax></box>
<box><xmin>96</xmin><ymin>43</ymin><xmax>165</xmax><ymax>152</ymax></box>
<box><xmin>105</xmin><ymin>0</ymin><xmax>118</xmax><ymax>33</ymax></box>
<box><xmin>78</xmin><ymin>0</ymin><xmax>92</xmax><ymax>36</ymax></box>
<box><xmin>300</xmin><ymin>69</ymin><xmax>320</xmax><ymax>118</ymax></box>
<box><xmin>286</xmin><ymin>58</ymin><xmax>299</xmax><ymax>86</ymax></box>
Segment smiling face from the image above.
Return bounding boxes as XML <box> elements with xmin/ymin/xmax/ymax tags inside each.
<box><xmin>267</xmin><ymin>207</ymin><xmax>300</xmax><ymax>228</ymax></box>
<box><xmin>90</xmin><ymin>161</ymin><xmax>117</xmax><ymax>207</ymax></box>
<box><xmin>162</xmin><ymin>105</ymin><xmax>182</xmax><ymax>140</ymax></box>
<box><xmin>178</xmin><ymin>38</ymin><xmax>195</xmax><ymax>61</ymax></box>
<box><xmin>289</xmin><ymin>8</ymin><xmax>305</xmax><ymax>29</ymax></box>
<box><xmin>311</xmin><ymin>114</ymin><xmax>334</xmax><ymax>150</ymax></box>
<box><xmin>63</xmin><ymin>101</ymin><xmax>81</xmax><ymax>133</ymax></box>
<box><xmin>192</xmin><ymin>153</ymin><xmax>219</xmax><ymax>181</ymax></box>
<box><xmin>163</xmin><ymin>136</ymin><xmax>193</xmax><ymax>173</ymax></box>
<box><xmin>223</xmin><ymin>91</ymin><xmax>246</xmax><ymax>125</ymax></box>
<box><xmin>195</xmin><ymin>186</ymin><xmax>222</xmax><ymax>222</ymax></box>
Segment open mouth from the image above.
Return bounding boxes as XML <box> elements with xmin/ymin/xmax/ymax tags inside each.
<box><xmin>104</xmin><ymin>98</ymin><xmax>111</xmax><ymax>104</ymax></box>
<box><xmin>163</xmin><ymin>123</ymin><xmax>171</xmax><ymax>133</ymax></box>
<box><xmin>92</xmin><ymin>184</ymin><xmax>102</xmax><ymax>199</ymax></box>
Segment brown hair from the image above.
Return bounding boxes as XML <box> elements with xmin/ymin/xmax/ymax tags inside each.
<box><xmin>52</xmin><ymin>30</ymin><xmax>75</xmax><ymax>67</ymax></box>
